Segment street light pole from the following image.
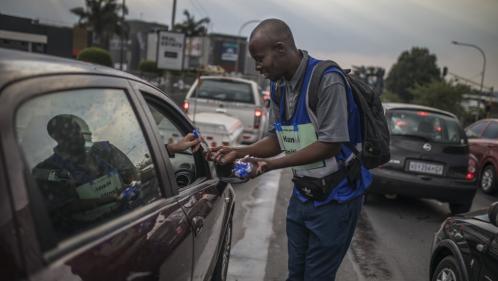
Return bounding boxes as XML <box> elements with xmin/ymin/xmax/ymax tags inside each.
<box><xmin>451</xmin><ymin>40</ymin><xmax>487</xmax><ymax>117</ymax></box>
<box><xmin>235</xmin><ymin>19</ymin><xmax>260</xmax><ymax>74</ymax></box>
<box><xmin>120</xmin><ymin>0</ymin><xmax>126</xmax><ymax>70</ymax></box>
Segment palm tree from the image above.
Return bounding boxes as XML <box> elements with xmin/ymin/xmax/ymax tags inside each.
<box><xmin>70</xmin><ymin>0</ymin><xmax>128</xmax><ymax>49</ymax></box>
<box><xmin>173</xmin><ymin>10</ymin><xmax>210</xmax><ymax>37</ymax></box>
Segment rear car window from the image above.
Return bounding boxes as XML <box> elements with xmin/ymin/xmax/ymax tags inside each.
<box><xmin>194</xmin><ymin>79</ymin><xmax>254</xmax><ymax>104</ymax></box>
<box><xmin>386</xmin><ymin>109</ymin><xmax>465</xmax><ymax>144</ymax></box>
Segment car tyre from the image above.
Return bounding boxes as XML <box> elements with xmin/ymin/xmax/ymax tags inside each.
<box><xmin>449</xmin><ymin>202</ymin><xmax>471</xmax><ymax>215</ymax></box>
<box><xmin>212</xmin><ymin>221</ymin><xmax>232</xmax><ymax>281</ymax></box>
<box><xmin>431</xmin><ymin>256</ymin><xmax>463</xmax><ymax>281</ymax></box>
<box><xmin>480</xmin><ymin>165</ymin><xmax>497</xmax><ymax>194</ymax></box>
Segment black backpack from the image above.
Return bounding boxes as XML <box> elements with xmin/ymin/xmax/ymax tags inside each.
<box><xmin>306</xmin><ymin>60</ymin><xmax>390</xmax><ymax>169</ymax></box>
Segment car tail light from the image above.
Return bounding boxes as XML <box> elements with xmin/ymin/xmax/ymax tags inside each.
<box><xmin>182</xmin><ymin>101</ymin><xmax>189</xmax><ymax>113</ymax></box>
<box><xmin>254</xmin><ymin>107</ymin><xmax>262</xmax><ymax>129</ymax></box>
<box><xmin>417</xmin><ymin>111</ymin><xmax>429</xmax><ymax>117</ymax></box>
<box><xmin>466</xmin><ymin>155</ymin><xmax>477</xmax><ymax>181</ymax></box>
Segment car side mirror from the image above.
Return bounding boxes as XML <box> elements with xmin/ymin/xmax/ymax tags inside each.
<box><xmin>488</xmin><ymin>202</ymin><xmax>498</xmax><ymax>226</ymax></box>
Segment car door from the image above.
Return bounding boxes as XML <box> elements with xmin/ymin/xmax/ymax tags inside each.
<box><xmin>479</xmin><ymin>230</ymin><xmax>498</xmax><ymax>281</ymax></box>
<box><xmin>1</xmin><ymin>74</ymin><xmax>193</xmax><ymax>281</ymax></box>
<box><xmin>130</xmin><ymin>81</ymin><xmax>234</xmax><ymax>281</ymax></box>
<box><xmin>479</xmin><ymin>121</ymin><xmax>498</xmax><ymax>170</ymax></box>
<box><xmin>467</xmin><ymin>120</ymin><xmax>490</xmax><ymax>170</ymax></box>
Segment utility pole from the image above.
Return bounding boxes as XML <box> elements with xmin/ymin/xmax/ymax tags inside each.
<box><xmin>120</xmin><ymin>0</ymin><xmax>126</xmax><ymax>70</ymax></box>
<box><xmin>451</xmin><ymin>40</ymin><xmax>487</xmax><ymax>120</ymax></box>
<box><xmin>171</xmin><ymin>0</ymin><xmax>177</xmax><ymax>31</ymax></box>
<box><xmin>235</xmin><ymin>19</ymin><xmax>260</xmax><ymax>74</ymax></box>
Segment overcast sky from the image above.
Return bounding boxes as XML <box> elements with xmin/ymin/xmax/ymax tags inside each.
<box><xmin>2</xmin><ymin>0</ymin><xmax>498</xmax><ymax>90</ymax></box>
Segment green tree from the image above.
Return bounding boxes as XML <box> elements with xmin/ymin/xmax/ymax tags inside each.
<box><xmin>77</xmin><ymin>47</ymin><xmax>113</xmax><ymax>67</ymax></box>
<box><xmin>385</xmin><ymin>47</ymin><xmax>441</xmax><ymax>102</ymax></box>
<box><xmin>352</xmin><ymin>65</ymin><xmax>385</xmax><ymax>94</ymax></box>
<box><xmin>71</xmin><ymin>0</ymin><xmax>128</xmax><ymax>49</ymax></box>
<box><xmin>139</xmin><ymin>60</ymin><xmax>162</xmax><ymax>75</ymax></box>
<box><xmin>410</xmin><ymin>81</ymin><xmax>468</xmax><ymax>117</ymax></box>
<box><xmin>381</xmin><ymin>90</ymin><xmax>402</xmax><ymax>103</ymax></box>
<box><xmin>173</xmin><ymin>10</ymin><xmax>210</xmax><ymax>36</ymax></box>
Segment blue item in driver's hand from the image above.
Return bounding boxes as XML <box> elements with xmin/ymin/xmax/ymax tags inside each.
<box><xmin>121</xmin><ymin>185</ymin><xmax>139</xmax><ymax>201</ymax></box>
<box><xmin>232</xmin><ymin>160</ymin><xmax>254</xmax><ymax>178</ymax></box>
<box><xmin>193</xmin><ymin>128</ymin><xmax>201</xmax><ymax>139</ymax></box>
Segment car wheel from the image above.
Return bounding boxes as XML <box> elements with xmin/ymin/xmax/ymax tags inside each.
<box><xmin>212</xmin><ymin>221</ymin><xmax>232</xmax><ymax>281</ymax></box>
<box><xmin>449</xmin><ymin>202</ymin><xmax>471</xmax><ymax>215</ymax></box>
<box><xmin>431</xmin><ymin>256</ymin><xmax>463</xmax><ymax>281</ymax></box>
<box><xmin>480</xmin><ymin>165</ymin><xmax>497</xmax><ymax>194</ymax></box>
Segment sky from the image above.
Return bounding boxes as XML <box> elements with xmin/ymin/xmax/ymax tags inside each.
<box><xmin>2</xmin><ymin>0</ymin><xmax>498</xmax><ymax>91</ymax></box>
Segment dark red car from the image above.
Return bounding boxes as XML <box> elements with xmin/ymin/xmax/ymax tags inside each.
<box><xmin>466</xmin><ymin>118</ymin><xmax>498</xmax><ymax>194</ymax></box>
<box><xmin>0</xmin><ymin>48</ymin><xmax>238</xmax><ymax>281</ymax></box>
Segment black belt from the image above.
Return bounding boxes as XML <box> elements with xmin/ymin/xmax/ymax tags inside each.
<box><xmin>292</xmin><ymin>156</ymin><xmax>361</xmax><ymax>201</ymax></box>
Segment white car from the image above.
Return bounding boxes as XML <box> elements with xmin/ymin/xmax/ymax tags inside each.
<box><xmin>183</xmin><ymin>76</ymin><xmax>269</xmax><ymax>144</ymax></box>
<box><xmin>189</xmin><ymin>112</ymin><xmax>244</xmax><ymax>147</ymax></box>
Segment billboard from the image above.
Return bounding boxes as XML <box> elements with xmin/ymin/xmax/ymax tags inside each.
<box><xmin>221</xmin><ymin>42</ymin><xmax>238</xmax><ymax>61</ymax></box>
<box><xmin>156</xmin><ymin>31</ymin><xmax>185</xmax><ymax>70</ymax></box>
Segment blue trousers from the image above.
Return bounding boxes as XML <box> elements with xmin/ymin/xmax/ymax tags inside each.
<box><xmin>286</xmin><ymin>195</ymin><xmax>362</xmax><ymax>281</ymax></box>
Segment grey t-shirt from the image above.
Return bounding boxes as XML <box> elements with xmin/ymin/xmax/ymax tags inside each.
<box><xmin>268</xmin><ymin>51</ymin><xmax>349</xmax><ymax>144</ymax></box>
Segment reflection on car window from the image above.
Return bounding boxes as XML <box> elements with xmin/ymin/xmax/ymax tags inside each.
<box><xmin>15</xmin><ymin>89</ymin><xmax>162</xmax><ymax>241</ymax></box>
<box><xmin>387</xmin><ymin>109</ymin><xmax>464</xmax><ymax>144</ymax></box>
<box><xmin>466</xmin><ymin>121</ymin><xmax>488</xmax><ymax>138</ymax></box>
<box><xmin>482</xmin><ymin>121</ymin><xmax>498</xmax><ymax>139</ymax></box>
<box><xmin>146</xmin><ymin>101</ymin><xmax>198</xmax><ymax>189</ymax></box>
<box><xmin>195</xmin><ymin>79</ymin><xmax>254</xmax><ymax>103</ymax></box>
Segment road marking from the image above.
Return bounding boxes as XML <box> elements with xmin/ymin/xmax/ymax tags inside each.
<box><xmin>227</xmin><ymin>170</ymin><xmax>281</xmax><ymax>281</ymax></box>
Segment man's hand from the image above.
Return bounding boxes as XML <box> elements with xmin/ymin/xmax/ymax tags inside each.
<box><xmin>240</xmin><ymin>156</ymin><xmax>271</xmax><ymax>178</ymax></box>
<box><xmin>168</xmin><ymin>133</ymin><xmax>201</xmax><ymax>154</ymax></box>
<box><xmin>208</xmin><ymin>146</ymin><xmax>238</xmax><ymax>165</ymax></box>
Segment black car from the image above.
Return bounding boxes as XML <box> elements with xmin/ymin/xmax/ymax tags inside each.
<box><xmin>369</xmin><ymin>103</ymin><xmax>477</xmax><ymax>214</ymax></box>
<box><xmin>430</xmin><ymin>202</ymin><xmax>498</xmax><ymax>281</ymax></box>
<box><xmin>0</xmin><ymin>48</ymin><xmax>240</xmax><ymax>281</ymax></box>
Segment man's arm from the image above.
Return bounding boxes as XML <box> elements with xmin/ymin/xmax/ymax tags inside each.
<box><xmin>258</xmin><ymin>141</ymin><xmax>341</xmax><ymax>172</ymax></box>
<box><xmin>211</xmin><ymin>134</ymin><xmax>281</xmax><ymax>164</ymax></box>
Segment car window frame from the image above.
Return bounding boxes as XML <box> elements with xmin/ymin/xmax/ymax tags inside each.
<box><xmin>0</xmin><ymin>73</ymin><xmax>180</xmax><ymax>267</ymax></box>
<box><xmin>128</xmin><ymin>80</ymin><xmax>215</xmax><ymax>196</ymax></box>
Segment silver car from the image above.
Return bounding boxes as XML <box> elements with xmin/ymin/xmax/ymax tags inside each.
<box><xmin>183</xmin><ymin>76</ymin><xmax>269</xmax><ymax>144</ymax></box>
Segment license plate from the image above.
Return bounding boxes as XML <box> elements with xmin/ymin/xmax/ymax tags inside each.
<box><xmin>407</xmin><ymin>161</ymin><xmax>444</xmax><ymax>175</ymax></box>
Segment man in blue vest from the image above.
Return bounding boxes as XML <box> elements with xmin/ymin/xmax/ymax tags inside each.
<box><xmin>210</xmin><ymin>18</ymin><xmax>372</xmax><ymax>280</ymax></box>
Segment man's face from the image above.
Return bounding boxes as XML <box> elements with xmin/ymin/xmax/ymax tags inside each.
<box><xmin>249</xmin><ymin>34</ymin><xmax>285</xmax><ymax>81</ymax></box>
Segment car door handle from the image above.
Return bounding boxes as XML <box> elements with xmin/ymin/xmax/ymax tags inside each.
<box><xmin>216</xmin><ymin>108</ymin><xmax>227</xmax><ymax>113</ymax></box>
<box><xmin>192</xmin><ymin>216</ymin><xmax>204</xmax><ymax>235</ymax></box>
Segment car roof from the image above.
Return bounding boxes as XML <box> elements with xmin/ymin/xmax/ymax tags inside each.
<box><xmin>383</xmin><ymin>102</ymin><xmax>457</xmax><ymax>119</ymax></box>
<box><xmin>199</xmin><ymin>75</ymin><xmax>257</xmax><ymax>85</ymax></box>
<box><xmin>0</xmin><ymin>48</ymin><xmax>146</xmax><ymax>90</ymax></box>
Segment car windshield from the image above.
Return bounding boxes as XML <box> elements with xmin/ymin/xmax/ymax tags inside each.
<box><xmin>386</xmin><ymin>109</ymin><xmax>465</xmax><ymax>144</ymax></box>
<box><xmin>194</xmin><ymin>79</ymin><xmax>254</xmax><ymax>103</ymax></box>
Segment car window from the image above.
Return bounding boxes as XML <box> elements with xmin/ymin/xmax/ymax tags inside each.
<box><xmin>466</xmin><ymin>121</ymin><xmax>488</xmax><ymax>138</ymax></box>
<box><xmin>482</xmin><ymin>121</ymin><xmax>498</xmax><ymax>139</ymax></box>
<box><xmin>15</xmin><ymin>89</ymin><xmax>162</xmax><ymax>241</ymax></box>
<box><xmin>145</xmin><ymin>101</ymin><xmax>200</xmax><ymax>189</ymax></box>
<box><xmin>194</xmin><ymin>79</ymin><xmax>254</xmax><ymax>103</ymax></box>
<box><xmin>386</xmin><ymin>109</ymin><xmax>465</xmax><ymax>144</ymax></box>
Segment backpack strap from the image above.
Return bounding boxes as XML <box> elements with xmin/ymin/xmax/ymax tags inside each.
<box><xmin>307</xmin><ymin>60</ymin><xmax>360</xmax><ymax>156</ymax></box>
